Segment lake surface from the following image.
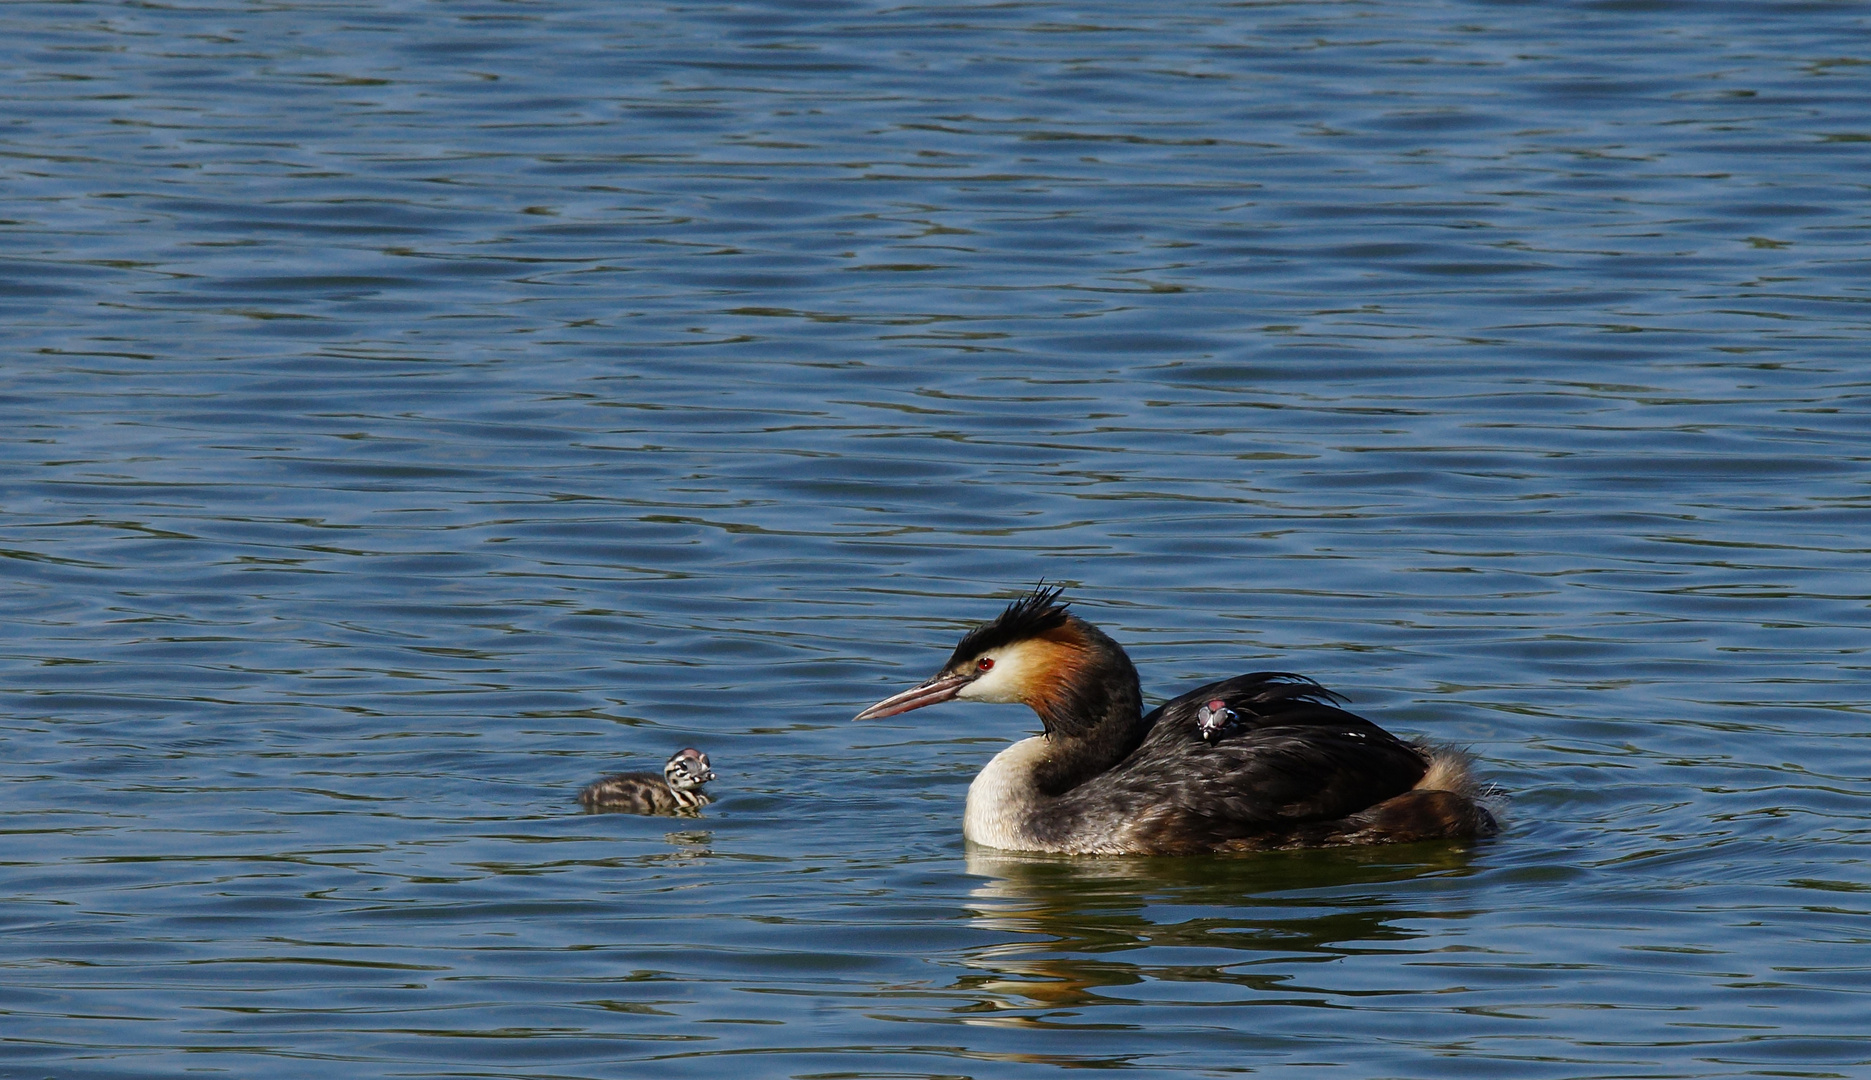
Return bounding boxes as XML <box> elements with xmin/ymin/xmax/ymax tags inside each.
<box><xmin>4</xmin><ymin>0</ymin><xmax>1870</xmax><ymax>1076</ymax></box>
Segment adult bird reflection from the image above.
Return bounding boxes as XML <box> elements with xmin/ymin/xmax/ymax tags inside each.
<box><xmin>958</xmin><ymin>845</ymin><xmax>1480</xmax><ymax>1013</ymax></box>
<box><xmin>855</xmin><ymin>586</ymin><xmax>1497</xmax><ymax>855</ymax></box>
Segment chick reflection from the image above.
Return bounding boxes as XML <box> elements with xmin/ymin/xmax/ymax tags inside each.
<box><xmin>956</xmin><ymin>843</ymin><xmax>1481</xmax><ymax>1015</ymax></box>
<box><xmin>648</xmin><ymin>829</ymin><xmax>714</xmax><ymax>865</ymax></box>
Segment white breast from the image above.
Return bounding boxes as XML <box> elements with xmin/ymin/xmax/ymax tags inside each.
<box><xmin>963</xmin><ymin>736</ymin><xmax>1050</xmax><ymax>850</ymax></box>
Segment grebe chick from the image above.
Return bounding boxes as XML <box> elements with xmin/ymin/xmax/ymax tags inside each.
<box><xmin>579</xmin><ymin>747</ymin><xmax>715</xmax><ymax>814</ymax></box>
<box><xmin>854</xmin><ymin>586</ymin><xmax>1497</xmax><ymax>856</ymax></box>
<box><xmin>1195</xmin><ymin>699</ymin><xmax>1238</xmax><ymax>743</ymax></box>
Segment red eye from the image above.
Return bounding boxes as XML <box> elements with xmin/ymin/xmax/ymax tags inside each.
<box><xmin>976</xmin><ymin>658</ymin><xmax>995</xmax><ymax>671</ymax></box>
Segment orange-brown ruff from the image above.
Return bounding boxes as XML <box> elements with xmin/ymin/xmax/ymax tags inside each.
<box><xmin>854</xmin><ymin>587</ymin><xmax>1497</xmax><ymax>855</ymax></box>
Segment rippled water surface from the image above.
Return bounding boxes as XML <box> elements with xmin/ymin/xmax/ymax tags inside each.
<box><xmin>5</xmin><ymin>1</ymin><xmax>1871</xmax><ymax>1076</ymax></box>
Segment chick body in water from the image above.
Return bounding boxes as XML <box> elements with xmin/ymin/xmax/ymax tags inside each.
<box><xmin>579</xmin><ymin>747</ymin><xmax>716</xmax><ymax>814</ymax></box>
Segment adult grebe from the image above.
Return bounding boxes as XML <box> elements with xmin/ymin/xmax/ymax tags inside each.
<box><xmin>854</xmin><ymin>586</ymin><xmax>1496</xmax><ymax>855</ymax></box>
<box><xmin>579</xmin><ymin>747</ymin><xmax>716</xmax><ymax>814</ymax></box>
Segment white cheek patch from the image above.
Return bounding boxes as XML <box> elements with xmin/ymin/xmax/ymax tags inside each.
<box><xmin>954</xmin><ymin>641</ymin><xmax>1043</xmax><ymax>704</ymax></box>
<box><xmin>957</xmin><ymin>664</ymin><xmax>1007</xmax><ymax>702</ymax></box>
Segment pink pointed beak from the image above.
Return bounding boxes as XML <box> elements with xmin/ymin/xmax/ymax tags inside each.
<box><xmin>853</xmin><ymin>672</ymin><xmax>973</xmax><ymax>720</ymax></box>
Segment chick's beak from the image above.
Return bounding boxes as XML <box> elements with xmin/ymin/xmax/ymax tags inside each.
<box><xmin>853</xmin><ymin>671</ymin><xmax>972</xmax><ymax>720</ymax></box>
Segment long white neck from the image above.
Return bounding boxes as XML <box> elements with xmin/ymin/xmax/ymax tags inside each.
<box><xmin>963</xmin><ymin>737</ymin><xmax>1053</xmax><ymax>850</ymax></box>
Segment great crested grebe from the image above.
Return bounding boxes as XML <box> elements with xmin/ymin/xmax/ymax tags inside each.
<box><xmin>854</xmin><ymin>587</ymin><xmax>1497</xmax><ymax>855</ymax></box>
<box><xmin>579</xmin><ymin>747</ymin><xmax>716</xmax><ymax>814</ymax></box>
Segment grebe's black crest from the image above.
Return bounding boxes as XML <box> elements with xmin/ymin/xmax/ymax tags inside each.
<box><xmin>945</xmin><ymin>583</ymin><xmax>1070</xmax><ymax>668</ymax></box>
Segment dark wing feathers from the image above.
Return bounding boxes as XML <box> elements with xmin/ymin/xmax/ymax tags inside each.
<box><xmin>1142</xmin><ymin>671</ymin><xmax>1368</xmax><ymax>734</ymax></box>
<box><xmin>1036</xmin><ymin>672</ymin><xmax>1430</xmax><ymax>851</ymax></box>
<box><xmin>1083</xmin><ymin>725</ymin><xmax>1424</xmax><ymax>819</ymax></box>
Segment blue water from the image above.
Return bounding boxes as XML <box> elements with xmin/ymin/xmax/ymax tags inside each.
<box><xmin>4</xmin><ymin>1</ymin><xmax>1871</xmax><ymax>1076</ymax></box>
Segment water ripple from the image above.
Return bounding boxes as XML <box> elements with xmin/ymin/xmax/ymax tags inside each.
<box><xmin>4</xmin><ymin>0</ymin><xmax>1871</xmax><ymax>1077</ymax></box>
